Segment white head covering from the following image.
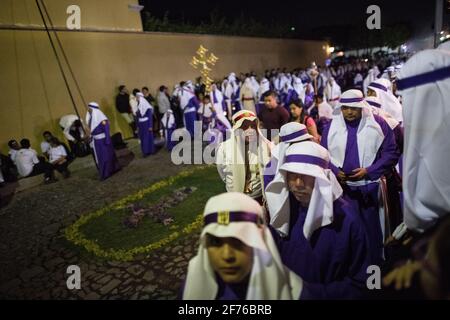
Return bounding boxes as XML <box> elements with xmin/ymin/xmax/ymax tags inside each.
<box><xmin>325</xmin><ymin>76</ymin><xmax>341</xmax><ymax>102</ymax></box>
<box><xmin>354</xmin><ymin>73</ymin><xmax>363</xmax><ymax>84</ymax></box>
<box><xmin>396</xmin><ymin>48</ymin><xmax>450</xmax><ymax>233</ymax></box>
<box><xmin>183</xmin><ymin>192</ymin><xmax>302</xmax><ymax>300</ymax></box>
<box><xmin>282</xmin><ymin>79</ymin><xmax>294</xmax><ymax>94</ymax></box>
<box><xmin>85</xmin><ymin>102</ymin><xmax>107</xmax><ymax>131</ymax></box>
<box><xmin>59</xmin><ymin>114</ymin><xmax>83</xmax><ymax>130</ymax></box>
<box><xmin>368</xmin><ymin>78</ymin><xmax>403</xmax><ymax>122</ymax></box>
<box><xmin>267</xmin><ymin>122</ymin><xmax>313</xmax><ymax>178</ymax></box>
<box><xmin>266</xmin><ymin>142</ymin><xmax>342</xmax><ymax>238</ymax></box>
<box><xmin>242</xmin><ymin>78</ymin><xmax>253</xmax><ymax>92</ymax></box>
<box><xmin>365</xmin><ymin>96</ymin><xmax>399</xmax><ymax>130</ymax></box>
<box><xmin>161</xmin><ymin>109</ymin><xmax>175</xmax><ymax>129</ymax></box>
<box><xmin>250</xmin><ymin>76</ymin><xmax>260</xmax><ymax>97</ymax></box>
<box><xmin>179</xmin><ymin>83</ymin><xmax>196</xmax><ymax>109</ymax></box>
<box><xmin>136</xmin><ymin>92</ymin><xmax>153</xmax><ymax>116</ymax></box>
<box><xmin>292</xmin><ymin>77</ymin><xmax>305</xmax><ymax>103</ymax></box>
<box><xmin>258</xmin><ymin>78</ymin><xmax>270</xmax><ymax>99</ymax></box>
<box><xmin>228</xmin><ymin>72</ymin><xmax>237</xmax><ymax>83</ymax></box>
<box><xmin>327</xmin><ymin>90</ymin><xmax>385</xmax><ymax>186</ymax></box>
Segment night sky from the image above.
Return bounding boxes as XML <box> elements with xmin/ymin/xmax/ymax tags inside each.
<box><xmin>139</xmin><ymin>0</ymin><xmax>435</xmax><ymax>37</ymax></box>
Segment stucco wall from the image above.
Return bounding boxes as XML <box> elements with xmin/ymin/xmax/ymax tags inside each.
<box><xmin>0</xmin><ymin>1</ymin><xmax>328</xmax><ymax>153</ymax></box>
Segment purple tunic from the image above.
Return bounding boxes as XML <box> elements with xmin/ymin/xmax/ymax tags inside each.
<box><xmin>137</xmin><ymin>108</ymin><xmax>155</xmax><ymax>156</ymax></box>
<box><xmin>184</xmin><ymin>97</ymin><xmax>199</xmax><ymax>138</ymax></box>
<box><xmin>321</xmin><ymin>115</ymin><xmax>400</xmax><ymax>265</ymax></box>
<box><xmin>215</xmin><ymin>277</ymin><xmax>248</xmax><ymax>300</ymax></box>
<box><xmin>162</xmin><ymin>116</ymin><xmax>176</xmax><ymax>152</ymax></box>
<box><xmin>90</xmin><ymin>121</ymin><xmax>121</xmax><ymax>180</ymax></box>
<box><xmin>270</xmin><ymin>194</ymin><xmax>370</xmax><ymax>299</ymax></box>
<box><xmin>179</xmin><ymin>276</ymin><xmax>248</xmax><ymax>300</ymax></box>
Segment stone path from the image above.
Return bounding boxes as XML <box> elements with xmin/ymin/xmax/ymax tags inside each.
<box><xmin>0</xmin><ymin>141</ymin><xmax>203</xmax><ymax>299</ymax></box>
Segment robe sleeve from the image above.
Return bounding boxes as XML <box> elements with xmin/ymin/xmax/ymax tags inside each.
<box><xmin>366</xmin><ymin>117</ymin><xmax>400</xmax><ymax>181</ymax></box>
<box><xmin>147</xmin><ymin>109</ymin><xmax>153</xmax><ymax>128</ymax></box>
<box><xmin>216</xmin><ymin>142</ymin><xmax>227</xmax><ymax>183</ymax></box>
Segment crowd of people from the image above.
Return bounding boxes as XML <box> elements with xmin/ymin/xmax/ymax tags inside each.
<box><xmin>1</xmin><ymin>45</ymin><xmax>448</xmax><ymax>300</ymax></box>
<box><xmin>182</xmin><ymin>47</ymin><xmax>450</xmax><ymax>300</ymax></box>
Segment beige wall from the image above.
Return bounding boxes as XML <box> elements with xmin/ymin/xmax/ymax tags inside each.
<box><xmin>0</xmin><ymin>0</ymin><xmax>142</xmax><ymax>31</ymax></box>
<box><xmin>0</xmin><ymin>3</ymin><xmax>328</xmax><ymax>153</ymax></box>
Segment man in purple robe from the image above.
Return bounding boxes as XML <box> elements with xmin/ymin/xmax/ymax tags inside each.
<box><xmin>266</xmin><ymin>141</ymin><xmax>371</xmax><ymax>299</ymax></box>
<box><xmin>320</xmin><ymin>90</ymin><xmax>400</xmax><ymax>266</ymax></box>
<box><xmin>136</xmin><ymin>92</ymin><xmax>155</xmax><ymax>156</ymax></box>
<box><xmin>86</xmin><ymin>102</ymin><xmax>121</xmax><ymax>180</ymax></box>
<box><xmin>266</xmin><ymin>141</ymin><xmax>369</xmax><ymax>299</ymax></box>
<box><xmin>177</xmin><ymin>82</ymin><xmax>199</xmax><ymax>138</ymax></box>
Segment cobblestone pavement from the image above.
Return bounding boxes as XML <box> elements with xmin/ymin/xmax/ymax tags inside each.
<box><xmin>0</xmin><ymin>143</ymin><xmax>203</xmax><ymax>300</ymax></box>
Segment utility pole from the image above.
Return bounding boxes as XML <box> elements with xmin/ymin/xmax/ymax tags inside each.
<box><xmin>435</xmin><ymin>0</ymin><xmax>444</xmax><ymax>47</ymax></box>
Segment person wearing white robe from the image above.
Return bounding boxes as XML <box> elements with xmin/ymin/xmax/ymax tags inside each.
<box><xmin>239</xmin><ymin>78</ymin><xmax>257</xmax><ymax>114</ymax></box>
<box><xmin>324</xmin><ymin>77</ymin><xmax>341</xmax><ymax>108</ymax></box>
<box><xmin>216</xmin><ymin>110</ymin><xmax>273</xmax><ymax>204</ymax></box>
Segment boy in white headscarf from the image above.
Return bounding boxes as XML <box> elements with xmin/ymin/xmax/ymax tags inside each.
<box><xmin>216</xmin><ymin>110</ymin><xmax>273</xmax><ymax>204</ymax></box>
<box><xmin>265</xmin><ymin>142</ymin><xmax>370</xmax><ymax>299</ymax></box>
<box><xmin>182</xmin><ymin>192</ymin><xmax>302</xmax><ymax>300</ymax></box>
<box><xmin>320</xmin><ymin>90</ymin><xmax>400</xmax><ymax>265</ymax></box>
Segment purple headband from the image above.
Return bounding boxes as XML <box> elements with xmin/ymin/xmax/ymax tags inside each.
<box><xmin>280</xmin><ymin>129</ymin><xmax>309</xmax><ymax>142</ymax></box>
<box><xmin>397</xmin><ymin>66</ymin><xmax>450</xmax><ymax>91</ymax></box>
<box><xmin>339</xmin><ymin>97</ymin><xmax>364</xmax><ymax>104</ymax></box>
<box><xmin>366</xmin><ymin>100</ymin><xmax>381</xmax><ymax>108</ymax></box>
<box><xmin>204</xmin><ymin>211</ymin><xmax>263</xmax><ymax>226</ymax></box>
<box><xmin>284</xmin><ymin>154</ymin><xmax>329</xmax><ymax>169</ymax></box>
<box><xmin>368</xmin><ymin>82</ymin><xmax>388</xmax><ymax>92</ymax></box>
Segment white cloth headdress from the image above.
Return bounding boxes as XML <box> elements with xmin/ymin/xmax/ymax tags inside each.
<box><xmin>183</xmin><ymin>192</ymin><xmax>302</xmax><ymax>300</ymax></box>
<box><xmin>266</xmin><ymin>142</ymin><xmax>343</xmax><ymax>238</ymax></box>
<box><xmin>85</xmin><ymin>102</ymin><xmax>108</xmax><ymax>131</ymax></box>
<box><xmin>136</xmin><ymin>92</ymin><xmax>153</xmax><ymax>116</ymax></box>
<box><xmin>368</xmin><ymin>78</ymin><xmax>403</xmax><ymax>122</ymax></box>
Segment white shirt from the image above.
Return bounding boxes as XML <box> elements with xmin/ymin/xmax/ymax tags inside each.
<box><xmin>48</xmin><ymin>145</ymin><xmax>67</xmax><ymax>164</ymax></box>
<box><xmin>157</xmin><ymin>92</ymin><xmax>171</xmax><ymax>115</ymax></box>
<box><xmin>15</xmin><ymin>148</ymin><xmax>40</xmax><ymax>177</ymax></box>
<box><xmin>41</xmin><ymin>141</ymin><xmax>51</xmax><ymax>154</ymax></box>
<box><xmin>129</xmin><ymin>95</ymin><xmax>138</xmax><ymax>115</ymax></box>
<box><xmin>8</xmin><ymin>149</ymin><xmax>18</xmax><ymax>163</ymax></box>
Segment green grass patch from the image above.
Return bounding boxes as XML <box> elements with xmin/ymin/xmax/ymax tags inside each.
<box><xmin>79</xmin><ymin>166</ymin><xmax>224</xmax><ymax>251</ymax></box>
